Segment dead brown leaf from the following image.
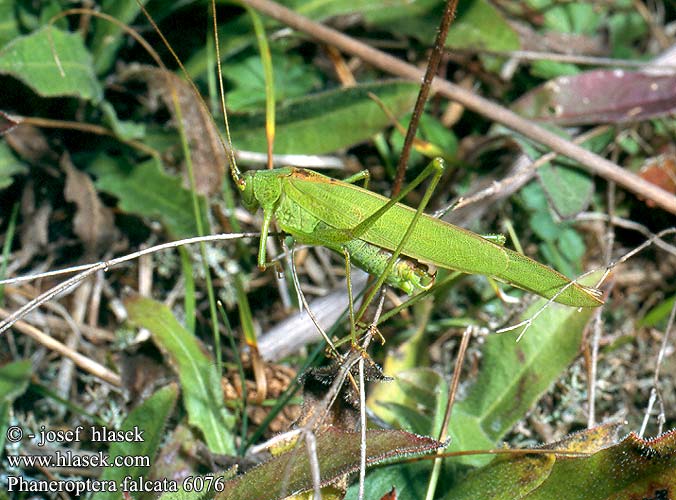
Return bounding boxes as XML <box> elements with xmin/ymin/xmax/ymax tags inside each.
<box><xmin>62</xmin><ymin>154</ymin><xmax>119</xmax><ymax>257</ymax></box>
<box><xmin>4</xmin><ymin>123</ymin><xmax>57</xmax><ymax>165</ymax></box>
<box><xmin>15</xmin><ymin>182</ymin><xmax>51</xmax><ymax>268</ymax></box>
<box><xmin>122</xmin><ymin>66</ymin><xmax>227</xmax><ymax>196</ymax></box>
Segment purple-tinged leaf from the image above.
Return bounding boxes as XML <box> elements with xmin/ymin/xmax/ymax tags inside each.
<box><xmin>215</xmin><ymin>427</ymin><xmax>442</xmax><ymax>500</ymax></box>
<box><xmin>513</xmin><ymin>69</ymin><xmax>676</xmax><ymax>125</ymax></box>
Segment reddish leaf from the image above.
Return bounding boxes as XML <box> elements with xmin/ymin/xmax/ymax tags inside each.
<box><xmin>380</xmin><ymin>486</ymin><xmax>398</xmax><ymax>500</ymax></box>
<box><xmin>0</xmin><ymin>110</ymin><xmax>19</xmax><ymax>135</ymax></box>
<box><xmin>639</xmin><ymin>154</ymin><xmax>676</xmax><ymax>207</ymax></box>
<box><xmin>513</xmin><ymin>69</ymin><xmax>676</xmax><ymax>125</ymax></box>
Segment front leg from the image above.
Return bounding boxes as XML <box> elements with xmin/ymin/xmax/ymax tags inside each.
<box><xmin>343</xmin><ymin>170</ymin><xmax>370</xmax><ymax>188</ymax></box>
<box><xmin>257</xmin><ymin>208</ymin><xmax>275</xmax><ymax>270</ymax></box>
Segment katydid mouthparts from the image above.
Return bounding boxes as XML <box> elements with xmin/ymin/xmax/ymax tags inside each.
<box><xmin>233</xmin><ymin>158</ymin><xmax>603</xmax><ymax>308</ymax></box>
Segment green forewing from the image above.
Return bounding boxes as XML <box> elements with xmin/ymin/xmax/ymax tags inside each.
<box><xmin>282</xmin><ymin>169</ymin><xmax>601</xmax><ymax>307</ymax></box>
<box><xmin>284</xmin><ymin>171</ymin><xmax>510</xmax><ymax>275</ymax></box>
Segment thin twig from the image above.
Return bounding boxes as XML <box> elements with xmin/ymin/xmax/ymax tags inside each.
<box><xmin>587</xmin><ymin>183</ymin><xmax>617</xmax><ymax>428</ymax></box>
<box><xmin>425</xmin><ymin>327</ymin><xmax>472</xmax><ymax>500</ymax></box>
<box><xmin>639</xmin><ymin>298</ymin><xmax>676</xmax><ymax>437</ymax></box>
<box><xmin>471</xmin><ymin>49</ymin><xmax>676</xmax><ymax>72</ymax></box>
<box><xmin>391</xmin><ymin>0</ymin><xmax>458</xmax><ymax>197</ymax></box>
<box><xmin>0</xmin><ymin>308</ymin><xmax>121</xmax><ymax>386</ymax></box>
<box><xmin>358</xmin><ymin>357</ymin><xmax>367</xmax><ymax>500</ymax></box>
<box><xmin>0</xmin><ymin>233</ymin><xmax>258</xmax><ymax>335</ymax></box>
<box><xmin>288</xmin><ymin>243</ymin><xmax>340</xmax><ymax>356</ymax></box>
<box><xmin>575</xmin><ymin>213</ymin><xmax>676</xmax><ymax>256</ymax></box>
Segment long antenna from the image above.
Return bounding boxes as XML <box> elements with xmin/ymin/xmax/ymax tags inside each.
<box><xmin>135</xmin><ymin>1</ymin><xmax>243</xmax><ymax>186</ymax></box>
<box><xmin>210</xmin><ymin>0</ymin><xmax>244</xmax><ymax>185</ymax></box>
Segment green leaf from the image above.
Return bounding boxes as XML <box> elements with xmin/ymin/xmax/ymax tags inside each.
<box><xmin>93</xmin><ymin>384</ymin><xmax>178</xmax><ymax>500</ymax></box>
<box><xmin>230</xmin><ymin>80</ymin><xmax>420</xmax><ymax>154</ymax></box>
<box><xmin>441</xmin><ymin>426</ymin><xmax>622</xmax><ymax>500</ymax></box>
<box><xmin>90</xmin><ymin>155</ymin><xmax>209</xmax><ymax>239</ymax></box>
<box><xmin>371</xmin><ymin>368</ymin><xmax>448</xmax><ymax>436</ymax></box>
<box><xmin>126</xmin><ymin>297</ymin><xmax>236</xmax><ymax>454</ymax></box>
<box><xmin>224</xmin><ymin>51</ymin><xmax>321</xmax><ymax>112</ymax></box>
<box><xmin>518</xmin><ymin>179</ymin><xmax>589</xmax><ymax>276</ymax></box>
<box><xmin>557</xmin><ymin>228</ymin><xmax>585</xmax><ymax>265</ymax></box>
<box><xmin>639</xmin><ymin>293</ymin><xmax>676</xmax><ymax>328</ymax></box>
<box><xmin>213</xmin><ymin>428</ymin><xmax>441</xmax><ymax>500</ymax></box>
<box><xmin>618</xmin><ymin>133</ymin><xmax>641</xmax><ymax>155</ymax></box>
<box><xmin>608</xmin><ymin>11</ymin><xmax>648</xmax><ymax>58</ymax></box>
<box><xmin>361</xmin><ymin>0</ymin><xmax>439</xmax><ymax>26</ymax></box>
<box><xmin>445</xmin><ymin>0</ymin><xmax>520</xmax><ymax>51</ymax></box>
<box><xmin>99</xmin><ymin>101</ymin><xmax>146</xmax><ymax>141</ymax></box>
<box><xmin>184</xmin><ymin>16</ymin><xmax>258</xmax><ymax>80</ymax></box>
<box><xmin>0</xmin><ymin>27</ymin><xmax>102</xmax><ymax>101</ymax></box>
<box><xmin>449</xmin><ymin>286</ymin><xmax>597</xmax><ymax>465</ymax></box>
<box><xmin>537</xmin><ymin>164</ymin><xmax>594</xmax><ymax>218</ymax></box>
<box><xmin>366</xmin><ymin>0</ymin><xmax>519</xmax><ymax>52</ymax></box>
<box><xmin>390</xmin><ymin>112</ymin><xmax>459</xmax><ymax>163</ymax></box>
<box><xmin>530</xmin><ymin>60</ymin><xmax>581</xmax><ymax>80</ymax></box>
<box><xmin>525</xmin><ymin>431</ymin><xmax>676</xmax><ymax>499</ymax></box>
<box><xmin>344</xmin><ymin>461</ymin><xmax>434</xmax><ymax>500</ymax></box>
<box><xmin>440</xmin><ymin>453</ymin><xmax>555</xmax><ymax>500</ymax></box>
<box><xmin>292</xmin><ymin>0</ymin><xmax>439</xmax><ymax>22</ymax></box>
<box><xmin>0</xmin><ymin>0</ymin><xmax>20</xmax><ymax>48</ymax></box>
<box><xmin>530</xmin><ymin>0</ymin><xmax>601</xmax><ymax>34</ymax></box>
<box><xmin>0</xmin><ymin>141</ymin><xmax>28</xmax><ymax>189</ymax></box>
<box><xmin>0</xmin><ymin>359</ymin><xmax>31</xmax><ymax>401</ymax></box>
<box><xmin>158</xmin><ymin>471</ymin><xmax>235</xmax><ymax>500</ymax></box>
<box><xmin>529</xmin><ymin>210</ymin><xmax>560</xmax><ymax>242</ymax></box>
<box><xmin>16</xmin><ymin>0</ymin><xmax>67</xmax><ymax>32</ymax></box>
<box><xmin>90</xmin><ymin>0</ymin><xmax>149</xmax><ymax>75</ymax></box>
<box><xmin>185</xmin><ymin>1</ymin><xmax>433</xmax><ymax>80</ymax></box>
<box><xmin>367</xmin><ymin>302</ymin><xmax>435</xmax><ymax>426</ymax></box>
<box><xmin>0</xmin><ymin>360</ymin><xmax>32</xmax><ymax>451</ymax></box>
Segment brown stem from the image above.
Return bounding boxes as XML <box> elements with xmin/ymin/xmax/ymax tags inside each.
<box><xmin>240</xmin><ymin>0</ymin><xmax>676</xmax><ymax>215</ymax></box>
<box><xmin>392</xmin><ymin>0</ymin><xmax>458</xmax><ymax>197</ymax></box>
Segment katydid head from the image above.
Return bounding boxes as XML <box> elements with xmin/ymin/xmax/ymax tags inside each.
<box><xmin>237</xmin><ymin>168</ymin><xmax>287</xmax><ymax>215</ymax></box>
<box><xmin>239</xmin><ymin>171</ymin><xmax>259</xmax><ymax>212</ymax></box>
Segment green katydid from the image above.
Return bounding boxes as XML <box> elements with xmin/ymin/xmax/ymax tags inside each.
<box><xmin>199</xmin><ymin>3</ymin><xmax>603</xmax><ymax>347</ymax></box>
<box><xmin>230</xmin><ymin>159</ymin><xmax>603</xmax><ymax>308</ymax></box>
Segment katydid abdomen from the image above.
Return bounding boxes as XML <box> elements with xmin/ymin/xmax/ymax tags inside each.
<box><xmin>273</xmin><ymin>182</ymin><xmax>435</xmax><ymax>294</ymax></box>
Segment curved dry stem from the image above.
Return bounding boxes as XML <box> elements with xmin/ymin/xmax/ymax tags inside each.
<box><xmin>239</xmin><ymin>0</ymin><xmax>676</xmax><ymax>215</ymax></box>
<box><xmin>17</xmin><ymin>115</ymin><xmax>159</xmax><ymax>158</ymax></box>
<box><xmin>0</xmin><ymin>307</ymin><xmax>121</xmax><ymax>386</ymax></box>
